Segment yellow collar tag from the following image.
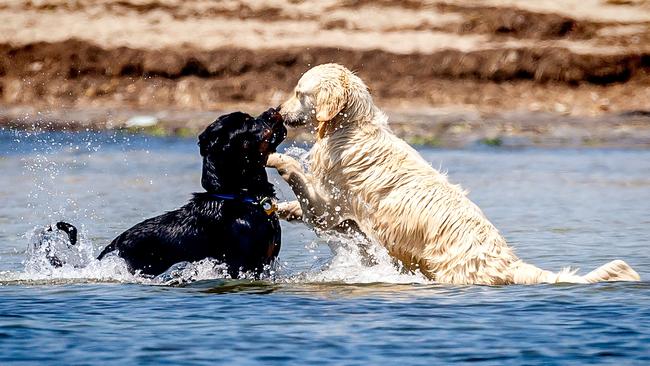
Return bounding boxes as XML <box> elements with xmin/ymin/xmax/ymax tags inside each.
<box><xmin>260</xmin><ymin>197</ymin><xmax>278</xmax><ymax>216</ymax></box>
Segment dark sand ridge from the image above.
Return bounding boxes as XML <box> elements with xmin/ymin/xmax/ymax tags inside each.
<box><xmin>1</xmin><ymin>39</ymin><xmax>649</xmax><ymax>110</ymax></box>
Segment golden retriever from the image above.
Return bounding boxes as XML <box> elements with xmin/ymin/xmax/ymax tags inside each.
<box><xmin>268</xmin><ymin>63</ymin><xmax>640</xmax><ymax>285</ymax></box>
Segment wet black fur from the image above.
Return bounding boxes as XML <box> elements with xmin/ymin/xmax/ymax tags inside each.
<box><xmin>58</xmin><ymin>109</ymin><xmax>286</xmax><ymax>277</ymax></box>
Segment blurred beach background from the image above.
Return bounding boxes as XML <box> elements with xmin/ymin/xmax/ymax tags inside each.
<box><xmin>1</xmin><ymin>0</ymin><xmax>649</xmax><ymax>146</ymax></box>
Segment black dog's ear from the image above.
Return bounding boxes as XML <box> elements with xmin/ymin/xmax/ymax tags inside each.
<box><xmin>198</xmin><ymin>112</ymin><xmax>254</xmax><ymax>156</ymax></box>
<box><xmin>198</xmin><ymin>124</ymin><xmax>217</xmax><ymax>157</ymax></box>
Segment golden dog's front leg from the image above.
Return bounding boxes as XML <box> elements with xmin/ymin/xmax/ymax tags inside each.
<box><xmin>267</xmin><ymin>153</ymin><xmax>340</xmax><ymax>229</ymax></box>
<box><xmin>277</xmin><ymin>201</ymin><xmax>303</xmax><ymax>221</ymax></box>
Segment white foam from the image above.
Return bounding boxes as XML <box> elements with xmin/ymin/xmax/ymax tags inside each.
<box><xmin>283</xmin><ymin>145</ymin><xmax>311</xmax><ymax>171</ymax></box>
<box><xmin>293</xmin><ymin>231</ymin><xmax>430</xmax><ymax>285</ymax></box>
<box><xmin>1</xmin><ymin>222</ymin><xmax>432</xmax><ymax>286</ymax></box>
<box><xmin>1</xmin><ymin>224</ymin><xmax>142</xmax><ymax>284</ymax></box>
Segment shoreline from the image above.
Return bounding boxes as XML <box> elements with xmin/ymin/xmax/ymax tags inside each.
<box><xmin>3</xmin><ymin>105</ymin><xmax>650</xmax><ymax>148</ymax></box>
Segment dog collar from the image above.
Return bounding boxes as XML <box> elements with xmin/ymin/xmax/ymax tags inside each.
<box><xmin>207</xmin><ymin>193</ymin><xmax>278</xmax><ymax>216</ymax></box>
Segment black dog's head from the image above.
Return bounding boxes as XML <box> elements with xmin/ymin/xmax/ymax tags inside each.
<box><xmin>198</xmin><ymin>108</ymin><xmax>286</xmax><ymax>193</ymax></box>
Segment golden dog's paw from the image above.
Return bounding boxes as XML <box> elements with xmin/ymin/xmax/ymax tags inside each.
<box><xmin>266</xmin><ymin>152</ymin><xmax>284</xmax><ymax>168</ymax></box>
<box><xmin>277</xmin><ymin>201</ymin><xmax>303</xmax><ymax>222</ymax></box>
<box><xmin>266</xmin><ymin>153</ymin><xmax>303</xmax><ymax>178</ymax></box>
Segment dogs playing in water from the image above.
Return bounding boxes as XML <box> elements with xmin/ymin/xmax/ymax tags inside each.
<box><xmin>267</xmin><ymin>63</ymin><xmax>640</xmax><ymax>285</ymax></box>
<box><xmin>43</xmin><ymin>109</ymin><xmax>286</xmax><ymax>277</ymax></box>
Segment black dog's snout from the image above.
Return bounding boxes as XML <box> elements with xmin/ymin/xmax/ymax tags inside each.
<box><xmin>258</xmin><ymin>108</ymin><xmax>286</xmax><ymax>147</ymax></box>
<box><xmin>260</xmin><ymin>108</ymin><xmax>284</xmax><ymax>127</ymax></box>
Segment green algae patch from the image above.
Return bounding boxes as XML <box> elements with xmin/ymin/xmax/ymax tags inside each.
<box><xmin>480</xmin><ymin>137</ymin><xmax>503</xmax><ymax>147</ymax></box>
<box><xmin>407</xmin><ymin>135</ymin><xmax>442</xmax><ymax>147</ymax></box>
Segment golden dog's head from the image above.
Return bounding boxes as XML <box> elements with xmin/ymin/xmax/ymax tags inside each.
<box><xmin>279</xmin><ymin>63</ymin><xmax>373</xmax><ymax>139</ymax></box>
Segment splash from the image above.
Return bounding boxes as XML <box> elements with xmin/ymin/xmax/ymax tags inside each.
<box><xmin>3</xmin><ymin>220</ymin><xmax>430</xmax><ymax>287</ymax></box>
<box><xmin>20</xmin><ymin>129</ymin><xmax>110</xmax><ymax>224</ymax></box>
<box><xmin>2</xmin><ymin>130</ymin><xmax>147</xmax><ymax>285</ymax></box>
<box><xmin>283</xmin><ymin>145</ymin><xmax>311</xmax><ymax>170</ymax></box>
<box><xmin>0</xmin><ymin>224</ymin><xmax>141</xmax><ymax>284</ymax></box>
<box><xmin>292</xmin><ymin>231</ymin><xmax>430</xmax><ymax>285</ymax></box>
<box><xmin>155</xmin><ymin>259</ymin><xmax>280</xmax><ymax>286</ymax></box>
<box><xmin>2</xmin><ymin>224</ymin><xmax>281</xmax><ymax>286</ymax></box>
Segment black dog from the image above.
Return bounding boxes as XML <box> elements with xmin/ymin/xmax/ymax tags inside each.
<box><xmin>46</xmin><ymin>108</ymin><xmax>286</xmax><ymax>278</ymax></box>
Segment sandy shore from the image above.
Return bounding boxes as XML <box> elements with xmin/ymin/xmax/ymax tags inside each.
<box><xmin>1</xmin><ymin>0</ymin><xmax>649</xmax><ymax>146</ymax></box>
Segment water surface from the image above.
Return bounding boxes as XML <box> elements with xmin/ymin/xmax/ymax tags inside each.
<box><xmin>1</xmin><ymin>129</ymin><xmax>649</xmax><ymax>365</ymax></box>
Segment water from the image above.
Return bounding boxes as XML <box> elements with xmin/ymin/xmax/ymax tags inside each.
<box><xmin>1</xmin><ymin>129</ymin><xmax>649</xmax><ymax>365</ymax></box>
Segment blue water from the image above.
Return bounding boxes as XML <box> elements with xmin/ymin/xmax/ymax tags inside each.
<box><xmin>1</xmin><ymin>129</ymin><xmax>649</xmax><ymax>365</ymax></box>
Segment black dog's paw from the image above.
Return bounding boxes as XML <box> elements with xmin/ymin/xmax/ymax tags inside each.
<box><xmin>55</xmin><ymin>221</ymin><xmax>78</xmax><ymax>246</ymax></box>
<box><xmin>155</xmin><ymin>259</ymin><xmax>233</xmax><ymax>286</ymax></box>
<box><xmin>28</xmin><ymin>222</ymin><xmax>83</xmax><ymax>268</ymax></box>
<box><xmin>156</xmin><ymin>261</ymin><xmax>196</xmax><ymax>285</ymax></box>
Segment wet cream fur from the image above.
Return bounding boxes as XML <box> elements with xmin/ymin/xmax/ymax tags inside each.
<box><xmin>268</xmin><ymin>63</ymin><xmax>640</xmax><ymax>285</ymax></box>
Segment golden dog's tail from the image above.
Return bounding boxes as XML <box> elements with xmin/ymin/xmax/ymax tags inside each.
<box><xmin>582</xmin><ymin>260</ymin><xmax>641</xmax><ymax>283</ymax></box>
<box><xmin>510</xmin><ymin>260</ymin><xmax>640</xmax><ymax>284</ymax></box>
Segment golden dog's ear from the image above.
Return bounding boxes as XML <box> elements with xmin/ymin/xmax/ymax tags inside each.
<box><xmin>315</xmin><ymin>74</ymin><xmax>349</xmax><ymax>138</ymax></box>
<box><xmin>315</xmin><ymin>89</ymin><xmax>345</xmax><ymax>123</ymax></box>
